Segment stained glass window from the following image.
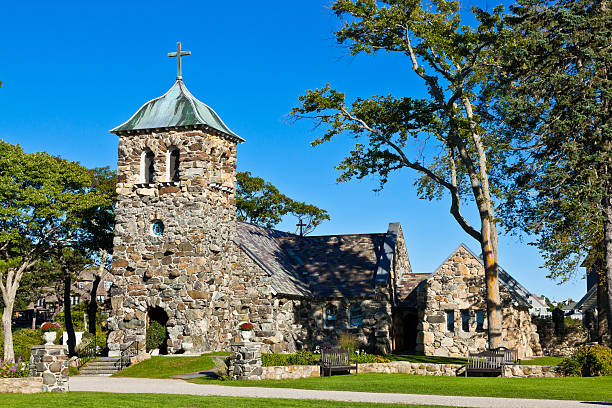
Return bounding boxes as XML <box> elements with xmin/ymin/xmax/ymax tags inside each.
<box><xmin>324</xmin><ymin>305</ymin><xmax>337</xmax><ymax>329</ymax></box>
<box><xmin>348</xmin><ymin>304</ymin><xmax>363</xmax><ymax>328</ymax></box>
<box><xmin>151</xmin><ymin>220</ymin><xmax>164</xmax><ymax>236</ymax></box>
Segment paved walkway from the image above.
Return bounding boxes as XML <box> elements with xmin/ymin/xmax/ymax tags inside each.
<box><xmin>70</xmin><ymin>376</ymin><xmax>610</xmax><ymax>408</ymax></box>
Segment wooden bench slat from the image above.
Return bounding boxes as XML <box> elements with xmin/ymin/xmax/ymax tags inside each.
<box><xmin>320</xmin><ymin>348</ymin><xmax>358</xmax><ymax>377</ymax></box>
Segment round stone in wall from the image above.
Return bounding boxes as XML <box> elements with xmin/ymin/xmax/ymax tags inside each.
<box><xmin>151</xmin><ymin>220</ymin><xmax>165</xmax><ymax>236</ymax></box>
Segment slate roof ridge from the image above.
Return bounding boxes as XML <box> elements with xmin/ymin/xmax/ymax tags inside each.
<box><xmin>295</xmin><ymin>232</ymin><xmax>386</xmax><ymax>239</ymax></box>
<box><xmin>574</xmin><ymin>285</ymin><xmax>597</xmax><ymax>311</ymax></box>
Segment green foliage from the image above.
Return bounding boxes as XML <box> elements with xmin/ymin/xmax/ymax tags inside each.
<box><xmin>56</xmin><ymin>302</ymin><xmax>88</xmax><ymax>332</ymax></box>
<box><xmin>236</xmin><ymin>171</ymin><xmax>330</xmax><ymax>234</ymax></box>
<box><xmin>561</xmin><ymin>345</ymin><xmax>612</xmax><ymax>377</ymax></box>
<box><xmin>0</xmin><ymin>328</ymin><xmax>43</xmax><ymax>361</ymax></box>
<box><xmin>261</xmin><ymin>351</ymin><xmax>390</xmax><ymax>366</ymax></box>
<box><xmin>68</xmin><ymin>366</ymin><xmax>79</xmax><ymax>376</ymax></box>
<box><xmin>0</xmin><ymin>141</ymin><xmax>112</xmax><ymax>360</ymax></box>
<box><xmin>338</xmin><ymin>333</ymin><xmax>359</xmax><ymax>354</ymax></box>
<box><xmin>489</xmin><ymin>0</ymin><xmax>612</xmax><ymax>281</ymax></box>
<box><xmin>146</xmin><ymin>321</ymin><xmax>166</xmax><ymax>352</ymax></box>
<box><xmin>79</xmin><ymin>330</ymin><xmax>107</xmax><ymax>351</ymax></box>
<box><xmin>262</xmin><ymin>351</ymin><xmax>320</xmax><ymax>367</ymax></box>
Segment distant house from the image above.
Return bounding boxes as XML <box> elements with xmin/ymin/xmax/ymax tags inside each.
<box><xmin>528</xmin><ymin>294</ymin><xmax>551</xmax><ymax>317</ymax></box>
<box><xmin>14</xmin><ymin>268</ymin><xmax>113</xmax><ymax>328</ymax></box>
<box><xmin>562</xmin><ymin>301</ymin><xmax>582</xmax><ymax>320</ymax></box>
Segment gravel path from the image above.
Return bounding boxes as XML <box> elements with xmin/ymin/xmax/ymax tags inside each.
<box><xmin>69</xmin><ymin>376</ymin><xmax>610</xmax><ymax>407</ymax></box>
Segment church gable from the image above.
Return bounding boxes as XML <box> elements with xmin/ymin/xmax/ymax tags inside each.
<box><xmin>417</xmin><ymin>244</ymin><xmax>540</xmax><ymax>358</ymax></box>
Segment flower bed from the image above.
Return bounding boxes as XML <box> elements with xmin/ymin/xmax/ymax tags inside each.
<box><xmin>0</xmin><ymin>358</ymin><xmax>29</xmax><ymax>378</ymax></box>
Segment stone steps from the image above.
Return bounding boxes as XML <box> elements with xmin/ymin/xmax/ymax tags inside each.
<box><xmin>78</xmin><ymin>357</ymin><xmax>122</xmax><ymax>376</ymax></box>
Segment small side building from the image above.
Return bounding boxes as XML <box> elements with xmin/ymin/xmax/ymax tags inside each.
<box><xmin>396</xmin><ymin>244</ymin><xmax>542</xmax><ymax>358</ymax></box>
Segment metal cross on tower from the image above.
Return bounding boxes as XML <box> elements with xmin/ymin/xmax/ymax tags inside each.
<box><xmin>168</xmin><ymin>42</ymin><xmax>191</xmax><ymax>80</ymax></box>
<box><xmin>296</xmin><ymin>219</ymin><xmax>307</xmax><ymax>237</ymax></box>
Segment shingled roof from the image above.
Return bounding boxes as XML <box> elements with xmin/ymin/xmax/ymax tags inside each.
<box><xmin>234</xmin><ymin>221</ymin><xmax>402</xmax><ymax>298</ymax></box>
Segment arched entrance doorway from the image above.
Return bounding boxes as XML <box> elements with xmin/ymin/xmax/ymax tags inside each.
<box><xmin>147</xmin><ymin>307</ymin><xmax>169</xmax><ymax>355</ymax></box>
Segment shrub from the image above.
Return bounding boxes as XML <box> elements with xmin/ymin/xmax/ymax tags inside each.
<box><xmin>79</xmin><ymin>330</ymin><xmax>108</xmax><ymax>352</ymax></box>
<box><xmin>0</xmin><ymin>358</ymin><xmax>29</xmax><ymax>378</ymax></box>
<box><xmin>262</xmin><ymin>351</ymin><xmax>320</xmax><ymax>367</ymax></box>
<box><xmin>339</xmin><ymin>333</ymin><xmax>359</xmax><ymax>354</ymax></box>
<box><xmin>146</xmin><ymin>321</ymin><xmax>166</xmax><ymax>352</ymax></box>
<box><xmin>561</xmin><ymin>345</ymin><xmax>612</xmax><ymax>377</ymax></box>
<box><xmin>262</xmin><ymin>350</ymin><xmax>390</xmax><ymax>366</ymax></box>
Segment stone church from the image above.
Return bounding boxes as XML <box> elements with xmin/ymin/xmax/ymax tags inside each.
<box><xmin>106</xmin><ymin>51</ymin><xmax>540</xmax><ymax>358</ymax></box>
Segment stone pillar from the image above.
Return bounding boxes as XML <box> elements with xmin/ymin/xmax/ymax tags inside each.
<box><xmin>29</xmin><ymin>345</ymin><xmax>69</xmax><ymax>392</ymax></box>
<box><xmin>228</xmin><ymin>341</ymin><xmax>262</xmax><ymax>380</ymax></box>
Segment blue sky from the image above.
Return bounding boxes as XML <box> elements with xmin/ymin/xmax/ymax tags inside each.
<box><xmin>0</xmin><ymin>0</ymin><xmax>586</xmax><ymax>301</ymax></box>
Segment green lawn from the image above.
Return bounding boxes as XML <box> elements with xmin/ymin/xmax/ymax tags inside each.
<box><xmin>113</xmin><ymin>352</ymin><xmax>228</xmax><ymax>379</ymax></box>
<box><xmin>520</xmin><ymin>356</ymin><xmax>563</xmax><ymax>366</ymax></box>
<box><xmin>0</xmin><ymin>392</ymin><xmax>451</xmax><ymax>408</ymax></box>
<box><xmin>191</xmin><ymin>373</ymin><xmax>612</xmax><ymax>402</ymax></box>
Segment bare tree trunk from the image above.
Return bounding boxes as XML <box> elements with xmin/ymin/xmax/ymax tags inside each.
<box><xmin>481</xmin><ymin>216</ymin><xmax>502</xmax><ymax>349</ymax></box>
<box><xmin>2</xmin><ymin>300</ymin><xmax>15</xmax><ymax>361</ymax></box>
<box><xmin>88</xmin><ymin>275</ymin><xmax>100</xmax><ymax>336</ymax></box>
<box><xmin>87</xmin><ymin>251</ymin><xmax>107</xmax><ymax>337</ymax></box>
<box><xmin>63</xmin><ymin>272</ymin><xmax>76</xmax><ymax>356</ymax></box>
<box><xmin>603</xmin><ymin>178</ymin><xmax>612</xmax><ymax>347</ymax></box>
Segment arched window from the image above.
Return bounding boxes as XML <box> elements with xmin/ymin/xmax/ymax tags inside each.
<box><xmin>324</xmin><ymin>304</ymin><xmax>337</xmax><ymax>329</ymax></box>
<box><xmin>141</xmin><ymin>149</ymin><xmax>155</xmax><ymax>183</ymax></box>
<box><xmin>168</xmin><ymin>147</ymin><xmax>180</xmax><ymax>181</ymax></box>
<box><xmin>348</xmin><ymin>304</ymin><xmax>363</xmax><ymax>328</ymax></box>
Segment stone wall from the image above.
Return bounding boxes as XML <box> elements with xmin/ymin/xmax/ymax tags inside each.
<box><xmin>29</xmin><ymin>345</ymin><xmax>69</xmax><ymax>392</ymax></box>
<box><xmin>108</xmin><ymin>128</ymin><xmax>245</xmax><ymax>355</ymax></box>
<box><xmin>0</xmin><ymin>377</ymin><xmax>43</xmax><ymax>394</ymax></box>
<box><xmin>261</xmin><ymin>362</ymin><xmax>560</xmax><ymax>379</ymax></box>
<box><xmin>279</xmin><ymin>293</ymin><xmax>392</xmax><ymax>354</ymax></box>
<box><xmin>262</xmin><ymin>364</ymin><xmax>320</xmax><ymax>380</ymax></box>
<box><xmin>231</xmin><ymin>247</ymin><xmax>301</xmax><ymax>354</ymax></box>
<box><xmin>534</xmin><ymin>317</ymin><xmax>589</xmax><ymax>356</ymax></box>
<box><xmin>229</xmin><ymin>341</ymin><xmax>263</xmax><ymax>380</ymax></box>
<box><xmin>417</xmin><ymin>246</ymin><xmax>541</xmax><ymax>358</ymax></box>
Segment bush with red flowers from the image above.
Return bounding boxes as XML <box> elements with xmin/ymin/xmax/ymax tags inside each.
<box><xmin>238</xmin><ymin>322</ymin><xmax>254</xmax><ymax>331</ymax></box>
<box><xmin>40</xmin><ymin>322</ymin><xmax>61</xmax><ymax>333</ymax></box>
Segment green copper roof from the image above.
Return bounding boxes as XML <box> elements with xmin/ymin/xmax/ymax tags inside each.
<box><xmin>111</xmin><ymin>80</ymin><xmax>243</xmax><ymax>141</ymax></box>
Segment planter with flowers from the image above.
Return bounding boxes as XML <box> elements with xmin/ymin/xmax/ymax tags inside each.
<box><xmin>40</xmin><ymin>322</ymin><xmax>61</xmax><ymax>345</ymax></box>
<box><xmin>238</xmin><ymin>322</ymin><xmax>255</xmax><ymax>341</ymax></box>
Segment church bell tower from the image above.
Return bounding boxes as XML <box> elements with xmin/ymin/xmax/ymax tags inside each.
<box><xmin>107</xmin><ymin>43</ymin><xmax>244</xmax><ymax>355</ymax></box>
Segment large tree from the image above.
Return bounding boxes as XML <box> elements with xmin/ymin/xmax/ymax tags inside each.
<box><xmin>292</xmin><ymin>0</ymin><xmax>507</xmax><ymax>347</ymax></box>
<box><xmin>80</xmin><ymin>167</ymin><xmax>116</xmax><ymax>337</ymax></box>
<box><xmin>236</xmin><ymin>171</ymin><xmax>330</xmax><ymax>235</ymax></box>
<box><xmin>489</xmin><ymin>0</ymin><xmax>612</xmax><ymax>343</ymax></box>
<box><xmin>0</xmin><ymin>141</ymin><xmax>106</xmax><ymax>360</ymax></box>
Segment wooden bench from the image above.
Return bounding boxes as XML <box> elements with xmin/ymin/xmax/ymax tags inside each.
<box><xmin>464</xmin><ymin>351</ymin><xmax>505</xmax><ymax>377</ymax></box>
<box><xmin>492</xmin><ymin>347</ymin><xmax>520</xmax><ymax>364</ymax></box>
<box><xmin>320</xmin><ymin>348</ymin><xmax>358</xmax><ymax>377</ymax></box>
